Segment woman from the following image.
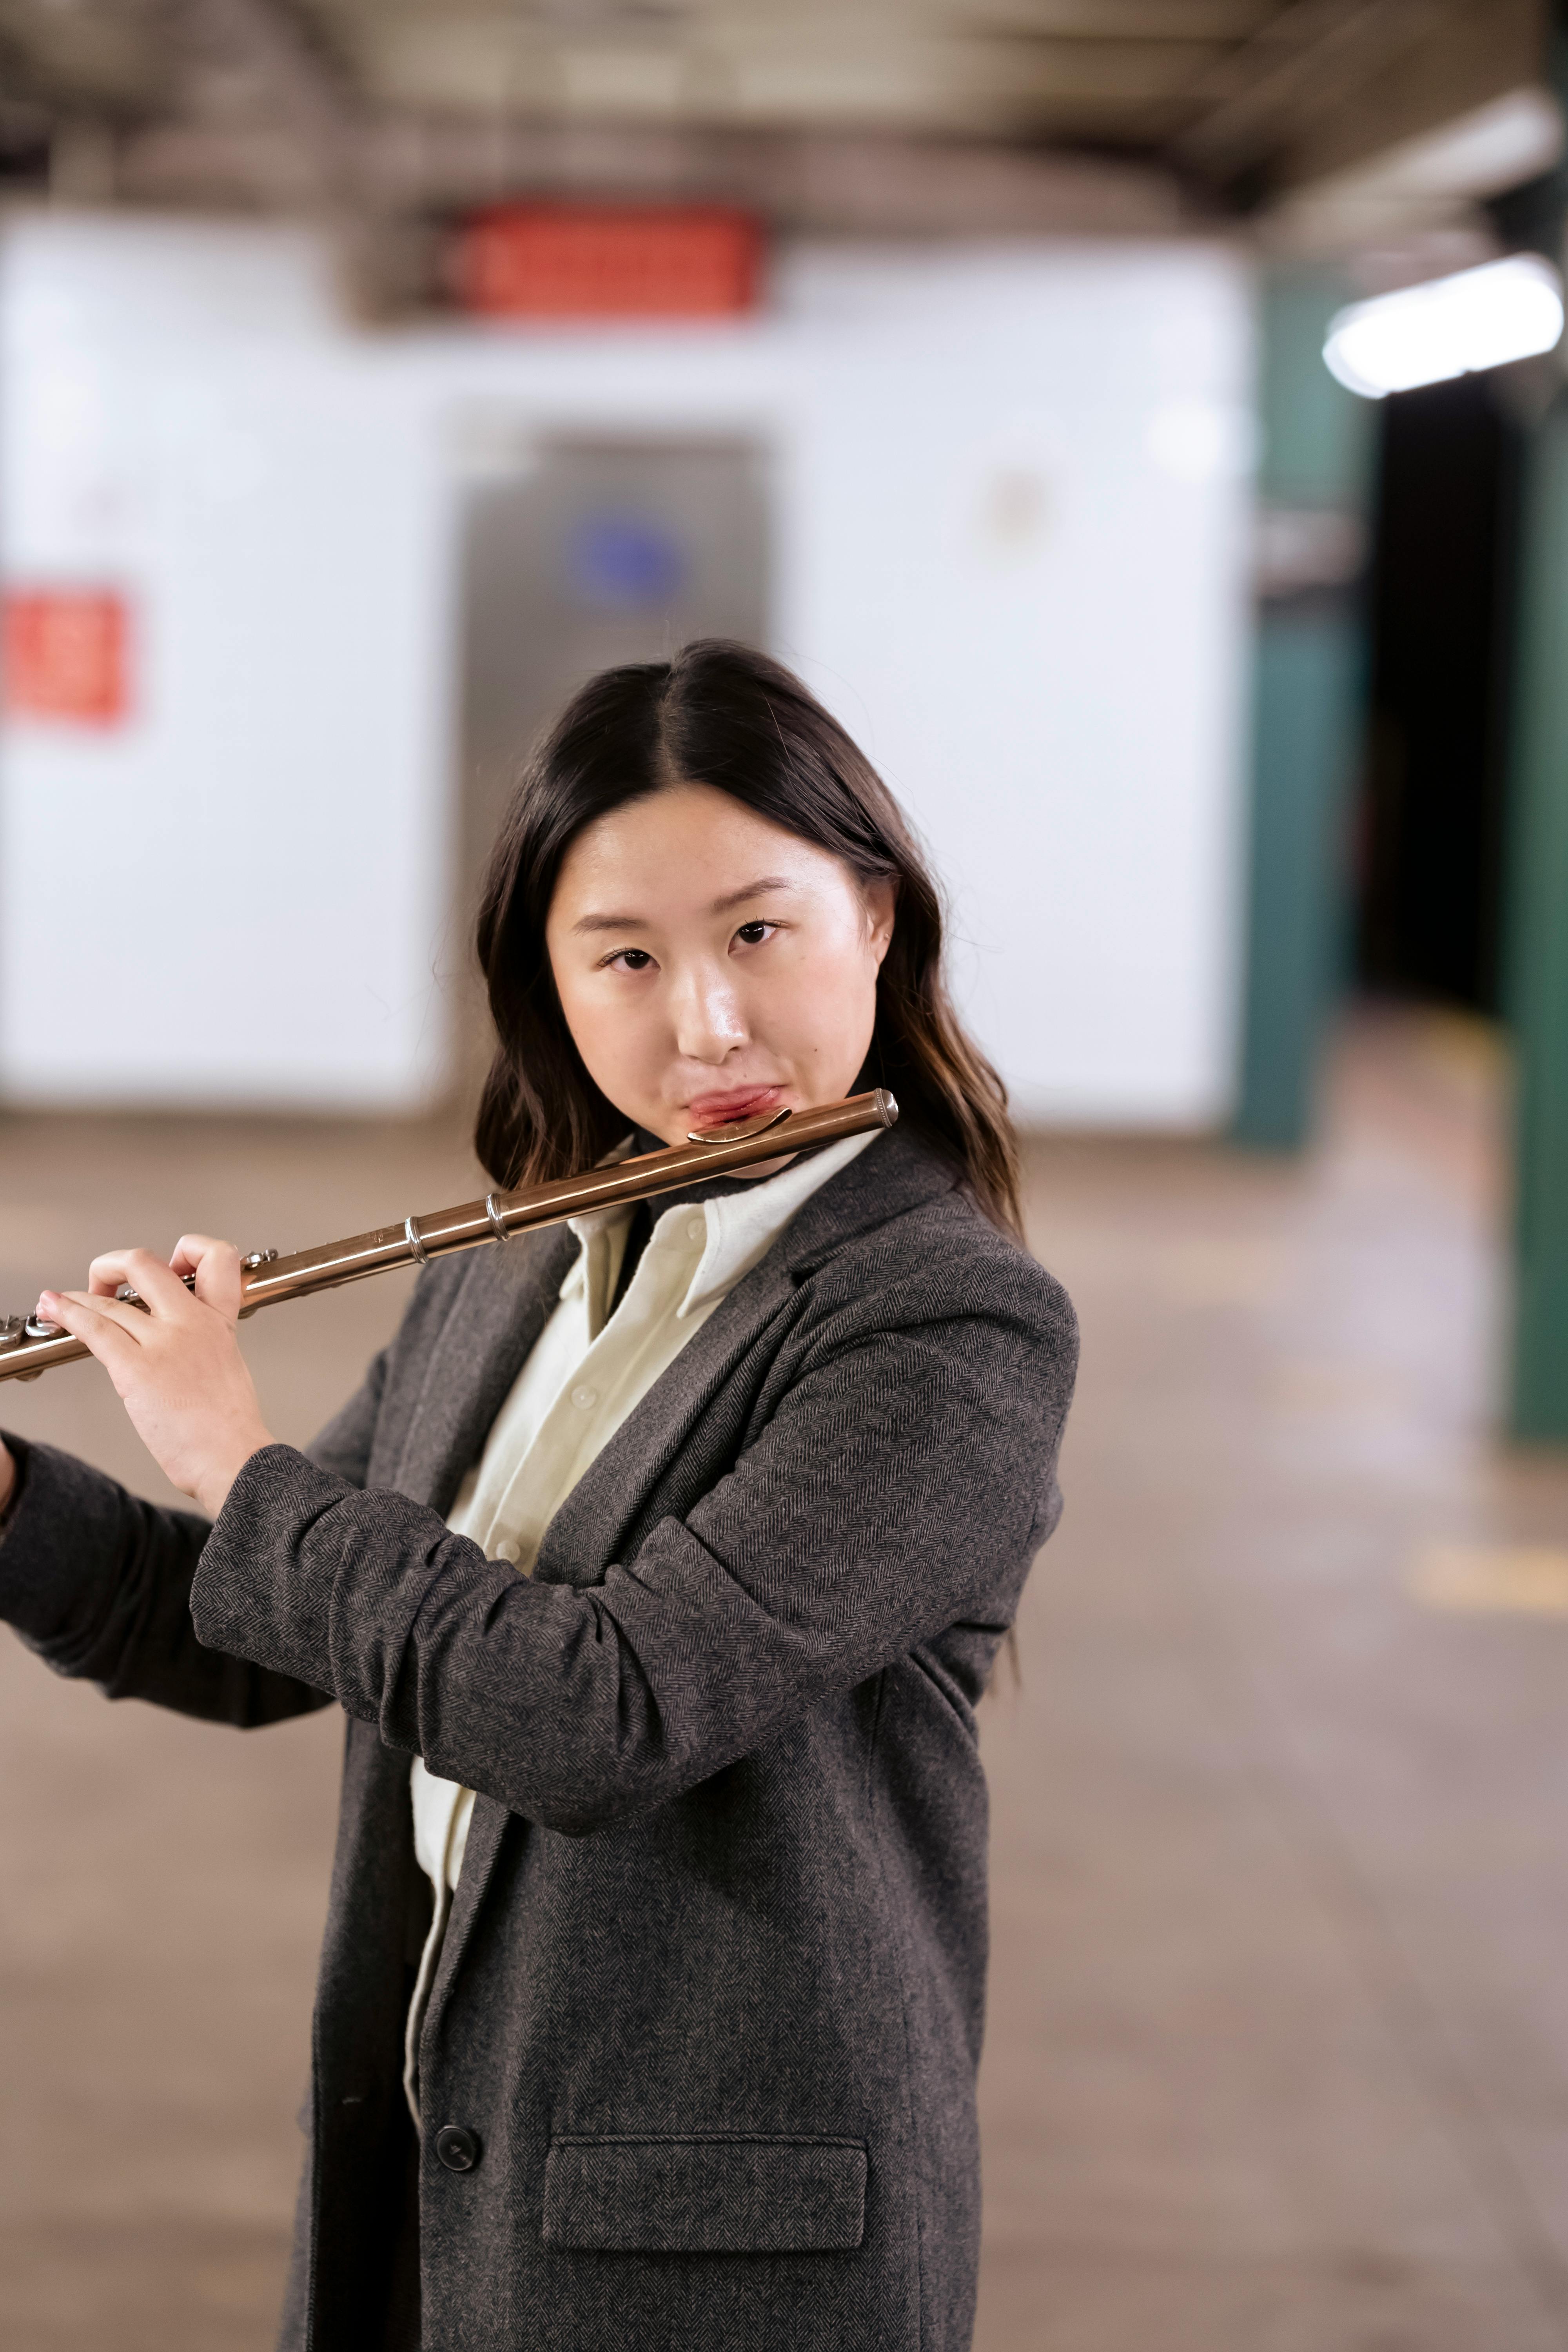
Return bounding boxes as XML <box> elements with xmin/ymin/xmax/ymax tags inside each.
<box><xmin>0</xmin><ymin>641</ymin><xmax>1076</xmax><ymax>2352</ymax></box>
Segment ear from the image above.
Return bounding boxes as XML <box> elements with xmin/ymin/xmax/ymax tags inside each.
<box><xmin>864</xmin><ymin>875</ymin><xmax>897</xmax><ymax>968</ymax></box>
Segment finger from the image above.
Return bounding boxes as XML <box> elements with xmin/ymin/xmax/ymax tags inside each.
<box><xmin>45</xmin><ymin>1287</ymin><xmax>157</xmax><ymax>1341</ymax></box>
<box><xmin>86</xmin><ymin>1247</ymin><xmax>198</xmax><ymax>1316</ymax></box>
<box><xmin>169</xmin><ymin>1234</ymin><xmax>243</xmax><ymax>1318</ymax></box>
<box><xmin>85</xmin><ymin>1261</ymin><xmax>179</xmax><ymax>1301</ymax></box>
<box><xmin>87</xmin><ymin>1247</ymin><xmax>147</xmax><ymax>1298</ymax></box>
<box><xmin>36</xmin><ymin>1289</ymin><xmax>143</xmax><ymax>1379</ymax></box>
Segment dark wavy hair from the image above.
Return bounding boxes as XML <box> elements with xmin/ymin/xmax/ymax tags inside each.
<box><xmin>474</xmin><ymin>639</ymin><xmax>1023</xmax><ymax>1240</ymax></box>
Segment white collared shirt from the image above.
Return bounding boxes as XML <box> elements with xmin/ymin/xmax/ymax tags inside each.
<box><xmin>403</xmin><ymin>1126</ymin><xmax>877</xmax><ymax>2122</ymax></box>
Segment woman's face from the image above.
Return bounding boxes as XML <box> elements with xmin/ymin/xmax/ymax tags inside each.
<box><xmin>545</xmin><ymin>782</ymin><xmax>895</xmax><ymax>1149</ymax></box>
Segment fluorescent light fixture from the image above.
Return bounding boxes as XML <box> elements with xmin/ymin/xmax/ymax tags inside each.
<box><xmin>1322</xmin><ymin>254</ymin><xmax>1564</xmax><ymax>398</ymax></box>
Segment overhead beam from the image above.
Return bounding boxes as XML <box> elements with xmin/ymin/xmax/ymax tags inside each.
<box><xmin>116</xmin><ymin>111</ymin><xmax>1194</xmax><ymax>236</ymax></box>
<box><xmin>1172</xmin><ymin>0</ymin><xmax>1441</xmax><ymax>181</ymax></box>
<box><xmin>1267</xmin><ymin>0</ymin><xmax>1546</xmax><ymax>194</ymax></box>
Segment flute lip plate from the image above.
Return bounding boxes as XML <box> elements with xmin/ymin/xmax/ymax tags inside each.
<box><xmin>686</xmin><ymin>1105</ymin><xmax>792</xmax><ymax>1145</ymax></box>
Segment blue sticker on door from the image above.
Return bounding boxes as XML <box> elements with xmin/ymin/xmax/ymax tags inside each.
<box><xmin>566</xmin><ymin>512</ymin><xmax>687</xmax><ymax>610</ymax></box>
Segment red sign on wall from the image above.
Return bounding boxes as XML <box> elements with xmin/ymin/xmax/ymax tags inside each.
<box><xmin>3</xmin><ymin>589</ymin><xmax>131</xmax><ymax>726</ymax></box>
<box><xmin>452</xmin><ymin>205</ymin><xmax>762</xmax><ymax>321</ymax></box>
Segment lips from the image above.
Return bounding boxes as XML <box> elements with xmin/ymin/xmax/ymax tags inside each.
<box><xmin>685</xmin><ymin>1083</ymin><xmax>788</xmax><ymax>1127</ymax></box>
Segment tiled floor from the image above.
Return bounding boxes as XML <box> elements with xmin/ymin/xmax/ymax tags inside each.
<box><xmin>3</xmin><ymin>1006</ymin><xmax>1568</xmax><ymax>2349</ymax></box>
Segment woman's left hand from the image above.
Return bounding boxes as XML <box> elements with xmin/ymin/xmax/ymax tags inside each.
<box><xmin>38</xmin><ymin>1234</ymin><xmax>275</xmax><ymax>1519</ymax></box>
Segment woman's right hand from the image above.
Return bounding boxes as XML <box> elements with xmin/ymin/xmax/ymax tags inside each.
<box><xmin>0</xmin><ymin>1439</ymin><xmax>15</xmax><ymax>1520</ymax></box>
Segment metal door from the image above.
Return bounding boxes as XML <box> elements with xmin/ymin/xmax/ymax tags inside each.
<box><xmin>455</xmin><ymin>434</ymin><xmax>771</xmax><ymax>936</ymax></box>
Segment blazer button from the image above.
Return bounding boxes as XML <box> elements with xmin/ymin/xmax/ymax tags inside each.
<box><xmin>435</xmin><ymin>2123</ymin><xmax>481</xmax><ymax>2172</ymax></box>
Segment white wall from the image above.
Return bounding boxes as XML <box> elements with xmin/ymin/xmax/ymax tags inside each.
<box><xmin>0</xmin><ymin>218</ymin><xmax>454</xmax><ymax>1108</ymax></box>
<box><xmin>777</xmin><ymin>246</ymin><xmax>1254</xmax><ymax>1124</ymax></box>
<box><xmin>0</xmin><ymin>213</ymin><xmax>1253</xmax><ymax>1122</ymax></box>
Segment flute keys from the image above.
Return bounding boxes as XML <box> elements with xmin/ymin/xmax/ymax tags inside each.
<box><xmin>0</xmin><ymin>1314</ymin><xmax>45</xmax><ymax>1376</ymax></box>
<box><xmin>241</xmin><ymin>1249</ymin><xmax>278</xmax><ymax>1271</ymax></box>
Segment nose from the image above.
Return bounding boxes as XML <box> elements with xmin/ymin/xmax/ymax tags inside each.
<box><xmin>670</xmin><ymin>956</ymin><xmax>747</xmax><ymax>1065</ymax></box>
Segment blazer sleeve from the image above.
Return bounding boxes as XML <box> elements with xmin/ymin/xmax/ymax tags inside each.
<box><xmin>0</xmin><ymin>1344</ymin><xmax>390</xmax><ymax>1728</ymax></box>
<box><xmin>187</xmin><ymin>1275</ymin><xmax>1077</xmax><ymax>1828</ymax></box>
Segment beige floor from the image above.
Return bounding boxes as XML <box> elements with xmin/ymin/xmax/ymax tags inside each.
<box><xmin>3</xmin><ymin>1007</ymin><xmax>1568</xmax><ymax>2350</ymax></box>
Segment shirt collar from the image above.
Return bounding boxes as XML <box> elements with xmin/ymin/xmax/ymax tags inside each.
<box><xmin>666</xmin><ymin>1127</ymin><xmax>879</xmax><ymax>1318</ymax></box>
<box><xmin>557</xmin><ymin>1127</ymin><xmax>880</xmax><ymax>1323</ymax></box>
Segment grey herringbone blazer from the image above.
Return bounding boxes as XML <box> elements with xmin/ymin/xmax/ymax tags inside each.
<box><xmin>0</xmin><ymin>1127</ymin><xmax>1076</xmax><ymax>2352</ymax></box>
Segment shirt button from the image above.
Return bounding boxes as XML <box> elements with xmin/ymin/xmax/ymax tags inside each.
<box><xmin>570</xmin><ymin>1383</ymin><xmax>598</xmax><ymax>1410</ymax></box>
<box><xmin>686</xmin><ymin>1218</ymin><xmax>704</xmax><ymax>1243</ymax></box>
<box><xmin>492</xmin><ymin>1539</ymin><xmax>519</xmax><ymax>1564</ymax></box>
<box><xmin>434</xmin><ymin>2123</ymin><xmax>481</xmax><ymax>2172</ymax></box>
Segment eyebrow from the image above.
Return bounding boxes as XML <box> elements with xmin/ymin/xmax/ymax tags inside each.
<box><xmin>570</xmin><ymin>876</ymin><xmax>797</xmax><ymax>935</ymax></box>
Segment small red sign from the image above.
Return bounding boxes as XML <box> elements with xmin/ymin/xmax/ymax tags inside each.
<box><xmin>3</xmin><ymin>589</ymin><xmax>131</xmax><ymax>726</ymax></box>
<box><xmin>452</xmin><ymin>205</ymin><xmax>762</xmax><ymax>321</ymax></box>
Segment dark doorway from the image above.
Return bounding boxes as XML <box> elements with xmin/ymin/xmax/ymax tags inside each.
<box><xmin>1357</xmin><ymin>374</ymin><xmax>1523</xmax><ymax>1011</ymax></box>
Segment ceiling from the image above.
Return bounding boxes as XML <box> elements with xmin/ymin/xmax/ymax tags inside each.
<box><xmin>0</xmin><ymin>0</ymin><xmax>1550</xmax><ymax>240</ymax></box>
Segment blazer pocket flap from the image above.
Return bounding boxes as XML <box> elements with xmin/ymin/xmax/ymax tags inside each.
<box><xmin>542</xmin><ymin>2134</ymin><xmax>867</xmax><ymax>2253</ymax></box>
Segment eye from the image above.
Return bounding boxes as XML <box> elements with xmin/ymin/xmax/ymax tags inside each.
<box><xmin>604</xmin><ymin>947</ymin><xmax>656</xmax><ymax>973</ymax></box>
<box><xmin>732</xmin><ymin>920</ymin><xmax>777</xmax><ymax>949</ymax></box>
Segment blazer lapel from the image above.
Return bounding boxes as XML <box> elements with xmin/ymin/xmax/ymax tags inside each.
<box><xmin>392</xmin><ymin>1227</ymin><xmax>578</xmax><ymax>1513</ymax></box>
<box><xmin>534</xmin><ymin>1254</ymin><xmax>800</xmax><ymax>1584</ymax></box>
<box><xmin>532</xmin><ymin>1126</ymin><xmax>955</xmax><ymax>1584</ymax></box>
<box><xmin>424</xmin><ymin>1787</ymin><xmax>509</xmax><ymax>2036</ymax></box>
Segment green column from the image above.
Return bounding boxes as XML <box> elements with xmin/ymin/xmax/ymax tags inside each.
<box><xmin>1501</xmin><ymin>4</ymin><xmax>1568</xmax><ymax>1438</ymax></box>
<box><xmin>1232</xmin><ymin>272</ymin><xmax>1375</xmax><ymax>1149</ymax></box>
<box><xmin>1507</xmin><ymin>394</ymin><xmax>1568</xmax><ymax>1439</ymax></box>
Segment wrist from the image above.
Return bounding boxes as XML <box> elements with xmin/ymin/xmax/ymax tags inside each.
<box><xmin>195</xmin><ymin>1428</ymin><xmax>274</xmax><ymax>1523</ymax></box>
